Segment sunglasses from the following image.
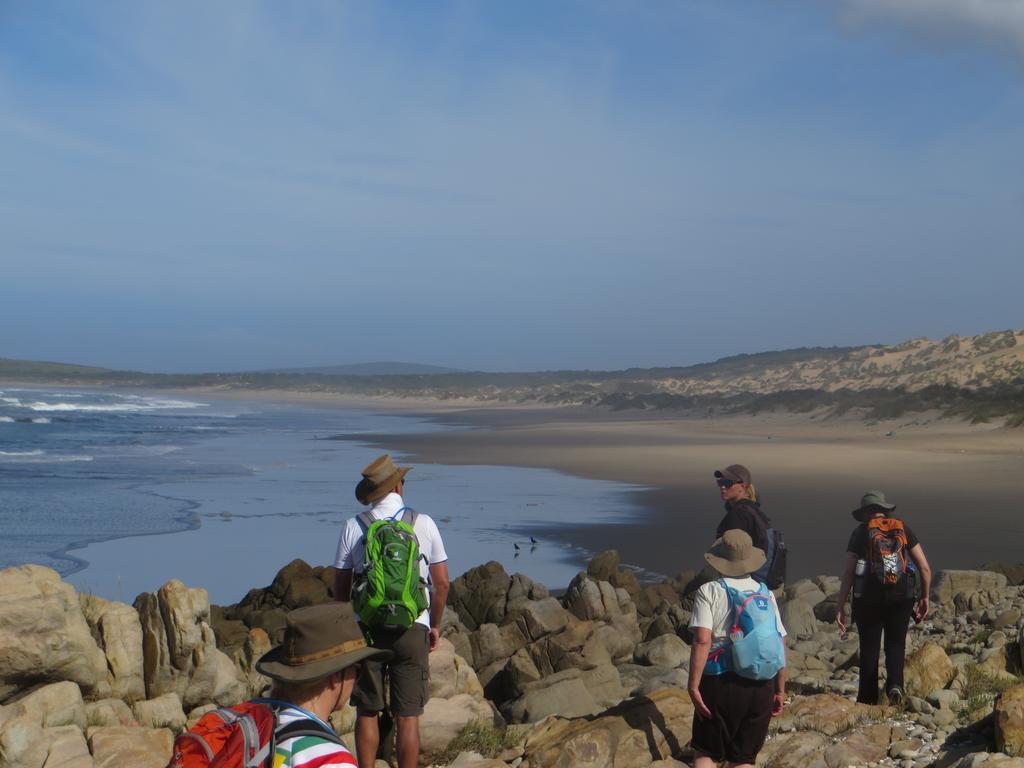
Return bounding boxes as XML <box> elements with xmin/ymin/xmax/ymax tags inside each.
<box><xmin>716</xmin><ymin>477</ymin><xmax>740</xmax><ymax>488</ymax></box>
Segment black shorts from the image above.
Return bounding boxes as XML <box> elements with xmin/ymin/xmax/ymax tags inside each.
<box><xmin>352</xmin><ymin>624</ymin><xmax>430</xmax><ymax>717</ymax></box>
<box><xmin>691</xmin><ymin>672</ymin><xmax>774</xmax><ymax>764</ymax></box>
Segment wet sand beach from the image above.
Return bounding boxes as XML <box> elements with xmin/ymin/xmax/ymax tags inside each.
<box><xmin>276</xmin><ymin>398</ymin><xmax>1024</xmax><ymax>582</ymax></box>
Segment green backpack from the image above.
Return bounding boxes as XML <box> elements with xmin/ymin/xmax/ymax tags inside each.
<box><xmin>352</xmin><ymin>507</ymin><xmax>429</xmax><ymax>632</ymax></box>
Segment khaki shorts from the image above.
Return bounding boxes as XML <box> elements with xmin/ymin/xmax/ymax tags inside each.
<box><xmin>352</xmin><ymin>624</ymin><xmax>430</xmax><ymax>717</ymax></box>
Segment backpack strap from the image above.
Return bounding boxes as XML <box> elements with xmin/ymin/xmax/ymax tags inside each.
<box><xmin>275</xmin><ymin>717</ymin><xmax>345</xmax><ymax>746</ymax></box>
<box><xmin>356</xmin><ymin>511</ymin><xmax>375</xmax><ymax>534</ymax></box>
<box><xmin>398</xmin><ymin>507</ymin><xmax>418</xmax><ymax>526</ymax></box>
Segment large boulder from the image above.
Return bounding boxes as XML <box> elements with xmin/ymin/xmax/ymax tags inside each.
<box><xmin>80</xmin><ymin>597</ymin><xmax>146</xmax><ymax>702</ymax></box>
<box><xmin>514</xmin><ymin>598</ymin><xmax>570</xmax><ymax>642</ymax></box>
<box><xmin>587</xmin><ymin>550</ymin><xmax>621</xmax><ymax>581</ymax></box>
<box><xmin>0</xmin><ymin>715</ymin><xmax>48</xmax><ymax>768</ymax></box>
<box><xmin>42</xmin><ymin>725</ymin><xmax>92</xmax><ymax>768</ymax></box>
<box><xmin>5</xmin><ymin>681</ymin><xmax>87</xmax><ymax>731</ymax></box>
<box><xmin>520</xmin><ymin>687</ymin><xmax>693</xmax><ymax>768</ymax></box>
<box><xmin>132</xmin><ymin>693</ymin><xmax>187</xmax><ymax>733</ymax></box>
<box><xmin>634</xmin><ymin>635</ymin><xmax>689</xmax><ymax>669</ymax></box>
<box><xmin>905</xmin><ymin>642</ymin><xmax>955</xmax><ymax>698</ymax></box>
<box><xmin>429</xmin><ymin>638</ymin><xmax>484</xmax><ymax>700</ymax></box>
<box><xmin>84</xmin><ymin>699</ymin><xmax>135</xmax><ymax>728</ymax></box>
<box><xmin>933</xmin><ymin>570</ymin><xmax>1008</xmax><ymax>605</ymax></box>
<box><xmin>0</xmin><ymin>565</ymin><xmax>108</xmax><ymax>695</ymax></box>
<box><xmin>780</xmin><ymin>597</ymin><xmax>817</xmax><ymax>638</ymax></box>
<box><xmin>419</xmin><ymin>694</ymin><xmax>497</xmax><ymax>756</ymax></box>
<box><xmin>996</xmin><ymin>684</ymin><xmax>1024</xmax><ymax>757</ymax></box>
<box><xmin>772</xmin><ymin>693</ymin><xmax>882</xmax><ymax>737</ymax></box>
<box><xmin>449</xmin><ymin>562</ymin><xmax>515</xmax><ymax>630</ymax></box>
<box><xmin>134</xmin><ymin>579</ymin><xmax>246</xmax><ymax>709</ymax></box>
<box><xmin>87</xmin><ymin>726</ymin><xmax>173</xmax><ymax>768</ymax></box>
<box><xmin>232</xmin><ymin>628</ymin><xmax>272</xmax><ymax>700</ymax></box>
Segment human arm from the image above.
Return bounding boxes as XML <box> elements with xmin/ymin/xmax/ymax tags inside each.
<box><xmin>687</xmin><ymin>627</ymin><xmax>712</xmax><ymax>719</ymax></box>
<box><xmin>428</xmin><ymin>561</ymin><xmax>450</xmax><ymax>651</ymax></box>
<box><xmin>836</xmin><ymin>552</ymin><xmax>857</xmax><ymax>634</ymax></box>
<box><xmin>334</xmin><ymin>568</ymin><xmax>353</xmax><ymax>602</ymax></box>
<box><xmin>772</xmin><ymin>654</ymin><xmax>787</xmax><ymax>715</ymax></box>
<box><xmin>908</xmin><ymin>543</ymin><xmax>932</xmax><ymax>621</ymax></box>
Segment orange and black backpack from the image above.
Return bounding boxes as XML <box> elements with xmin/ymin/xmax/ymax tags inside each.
<box><xmin>866</xmin><ymin>517</ymin><xmax>910</xmax><ymax>588</ymax></box>
<box><xmin>166</xmin><ymin>699</ymin><xmax>344</xmax><ymax>768</ymax></box>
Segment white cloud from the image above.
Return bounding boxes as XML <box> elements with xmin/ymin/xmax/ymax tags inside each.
<box><xmin>832</xmin><ymin>0</ymin><xmax>1024</xmax><ymax>63</ymax></box>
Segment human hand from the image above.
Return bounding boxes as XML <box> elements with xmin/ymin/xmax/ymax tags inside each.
<box><xmin>429</xmin><ymin>627</ymin><xmax>440</xmax><ymax>652</ymax></box>
<box><xmin>836</xmin><ymin>609</ymin><xmax>847</xmax><ymax>635</ymax></box>
<box><xmin>688</xmin><ymin>686</ymin><xmax>711</xmax><ymax>719</ymax></box>
<box><xmin>771</xmin><ymin>693</ymin><xmax>785</xmax><ymax>716</ymax></box>
<box><xmin>915</xmin><ymin>597</ymin><xmax>929</xmax><ymax>623</ymax></box>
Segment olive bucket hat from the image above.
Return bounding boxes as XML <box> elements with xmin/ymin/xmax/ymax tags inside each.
<box><xmin>355</xmin><ymin>454</ymin><xmax>412</xmax><ymax>506</ymax></box>
<box><xmin>704</xmin><ymin>529</ymin><xmax>767</xmax><ymax>578</ymax></box>
<box><xmin>256</xmin><ymin>603</ymin><xmax>392</xmax><ymax>683</ymax></box>
<box><xmin>851</xmin><ymin>490</ymin><xmax>897</xmax><ymax>522</ymax></box>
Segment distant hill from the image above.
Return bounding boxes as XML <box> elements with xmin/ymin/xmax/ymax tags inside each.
<box><xmin>3</xmin><ymin>329</ymin><xmax>1023</xmax><ymax>423</ymax></box>
<box><xmin>264</xmin><ymin>361</ymin><xmax>463</xmax><ymax>376</ymax></box>
<box><xmin>0</xmin><ymin>357</ymin><xmax>115</xmax><ymax>377</ymax></box>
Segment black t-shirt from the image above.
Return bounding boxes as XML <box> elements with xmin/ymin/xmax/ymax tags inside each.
<box><xmin>717</xmin><ymin>500</ymin><xmax>770</xmax><ymax>554</ymax></box>
<box><xmin>846</xmin><ymin>520</ymin><xmax>919</xmax><ymax>558</ymax></box>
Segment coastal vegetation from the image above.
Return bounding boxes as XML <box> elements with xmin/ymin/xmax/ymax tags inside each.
<box><xmin>3</xmin><ymin>329</ymin><xmax>1024</xmax><ymax>425</ymax></box>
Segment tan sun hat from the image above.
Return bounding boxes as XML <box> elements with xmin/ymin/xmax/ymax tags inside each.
<box><xmin>256</xmin><ymin>602</ymin><xmax>392</xmax><ymax>683</ymax></box>
<box><xmin>851</xmin><ymin>490</ymin><xmax>897</xmax><ymax>522</ymax></box>
<box><xmin>355</xmin><ymin>454</ymin><xmax>411</xmax><ymax>505</ymax></box>
<box><xmin>704</xmin><ymin>529</ymin><xmax>767</xmax><ymax>578</ymax></box>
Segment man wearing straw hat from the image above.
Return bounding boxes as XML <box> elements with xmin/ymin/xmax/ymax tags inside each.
<box><xmin>255</xmin><ymin>602</ymin><xmax>393</xmax><ymax>767</ymax></box>
<box><xmin>687</xmin><ymin>530</ymin><xmax>787</xmax><ymax>768</ymax></box>
<box><xmin>333</xmin><ymin>455</ymin><xmax>450</xmax><ymax>768</ymax></box>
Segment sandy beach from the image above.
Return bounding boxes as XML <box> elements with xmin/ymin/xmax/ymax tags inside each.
<box><xmin>239</xmin><ymin>393</ymin><xmax>1024</xmax><ymax>582</ymax></box>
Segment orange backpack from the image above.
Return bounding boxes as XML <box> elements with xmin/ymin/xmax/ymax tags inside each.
<box><xmin>167</xmin><ymin>700</ymin><xmax>343</xmax><ymax>768</ymax></box>
<box><xmin>866</xmin><ymin>517</ymin><xmax>909</xmax><ymax>587</ymax></box>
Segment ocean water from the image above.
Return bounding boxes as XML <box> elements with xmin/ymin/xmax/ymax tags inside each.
<box><xmin>0</xmin><ymin>387</ymin><xmax>651</xmax><ymax>604</ymax></box>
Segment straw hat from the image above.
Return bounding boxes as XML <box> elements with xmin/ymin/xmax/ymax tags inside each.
<box><xmin>256</xmin><ymin>603</ymin><xmax>391</xmax><ymax>683</ymax></box>
<box><xmin>704</xmin><ymin>529</ymin><xmax>767</xmax><ymax>578</ymax></box>
<box><xmin>355</xmin><ymin>454</ymin><xmax>411</xmax><ymax>505</ymax></box>
<box><xmin>851</xmin><ymin>490</ymin><xmax>897</xmax><ymax>522</ymax></box>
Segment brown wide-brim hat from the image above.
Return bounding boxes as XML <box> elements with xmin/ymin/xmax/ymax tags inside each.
<box><xmin>704</xmin><ymin>529</ymin><xmax>767</xmax><ymax>578</ymax></box>
<box><xmin>355</xmin><ymin>454</ymin><xmax>412</xmax><ymax>506</ymax></box>
<box><xmin>851</xmin><ymin>490</ymin><xmax>897</xmax><ymax>522</ymax></box>
<box><xmin>256</xmin><ymin>603</ymin><xmax>392</xmax><ymax>684</ymax></box>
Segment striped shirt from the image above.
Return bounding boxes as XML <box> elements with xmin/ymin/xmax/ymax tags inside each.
<box><xmin>273</xmin><ymin>707</ymin><xmax>357</xmax><ymax>768</ymax></box>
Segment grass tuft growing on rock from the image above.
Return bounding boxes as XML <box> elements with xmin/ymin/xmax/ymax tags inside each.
<box><xmin>957</xmin><ymin>665</ymin><xmax>1022</xmax><ymax>724</ymax></box>
<box><xmin>431</xmin><ymin>720</ymin><xmax>524</xmax><ymax>764</ymax></box>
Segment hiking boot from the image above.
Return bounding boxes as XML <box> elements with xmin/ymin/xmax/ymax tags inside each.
<box><xmin>887</xmin><ymin>686</ymin><xmax>905</xmax><ymax>706</ymax></box>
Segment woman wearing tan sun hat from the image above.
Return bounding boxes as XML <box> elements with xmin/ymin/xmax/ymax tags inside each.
<box><xmin>687</xmin><ymin>530</ymin><xmax>787</xmax><ymax>768</ymax></box>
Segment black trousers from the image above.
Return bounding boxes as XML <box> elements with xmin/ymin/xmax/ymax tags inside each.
<box><xmin>853</xmin><ymin>593</ymin><xmax>914</xmax><ymax>704</ymax></box>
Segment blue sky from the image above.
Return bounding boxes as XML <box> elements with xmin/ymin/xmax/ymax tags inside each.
<box><xmin>1</xmin><ymin>1</ymin><xmax>1022</xmax><ymax>372</ymax></box>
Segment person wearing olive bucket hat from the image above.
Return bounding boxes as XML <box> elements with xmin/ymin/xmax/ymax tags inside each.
<box><xmin>170</xmin><ymin>603</ymin><xmax>391</xmax><ymax>767</ymax></box>
<box><xmin>687</xmin><ymin>530</ymin><xmax>787</xmax><ymax>768</ymax></box>
<box><xmin>834</xmin><ymin>491</ymin><xmax>932</xmax><ymax>705</ymax></box>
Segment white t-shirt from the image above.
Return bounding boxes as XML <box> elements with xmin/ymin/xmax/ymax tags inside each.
<box><xmin>689</xmin><ymin>577</ymin><xmax>787</xmax><ymax>645</ymax></box>
<box><xmin>333</xmin><ymin>493</ymin><xmax>447</xmax><ymax>628</ymax></box>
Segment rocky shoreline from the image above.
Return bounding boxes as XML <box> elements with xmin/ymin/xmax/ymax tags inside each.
<box><xmin>3</xmin><ymin>557</ymin><xmax>1024</xmax><ymax>767</ymax></box>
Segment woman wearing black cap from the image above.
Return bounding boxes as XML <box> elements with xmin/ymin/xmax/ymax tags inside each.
<box><xmin>714</xmin><ymin>464</ymin><xmax>779</xmax><ymax>587</ymax></box>
<box><xmin>835</xmin><ymin>490</ymin><xmax>932</xmax><ymax>705</ymax></box>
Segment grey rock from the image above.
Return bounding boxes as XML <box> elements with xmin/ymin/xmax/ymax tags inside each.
<box><xmin>634</xmin><ymin>634</ymin><xmax>689</xmax><ymax>668</ymax></box>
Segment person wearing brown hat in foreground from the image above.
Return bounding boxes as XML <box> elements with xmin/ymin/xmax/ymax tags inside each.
<box><xmin>688</xmin><ymin>529</ymin><xmax>787</xmax><ymax>768</ymax></box>
<box><xmin>714</xmin><ymin>464</ymin><xmax>785</xmax><ymax>589</ymax></box>
<box><xmin>257</xmin><ymin>603</ymin><xmax>392</xmax><ymax>767</ymax></box>
<box><xmin>333</xmin><ymin>455</ymin><xmax>449</xmax><ymax>768</ymax></box>
<box><xmin>835</xmin><ymin>491</ymin><xmax>932</xmax><ymax>705</ymax></box>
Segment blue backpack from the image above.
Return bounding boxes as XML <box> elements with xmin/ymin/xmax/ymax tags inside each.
<box><xmin>718</xmin><ymin>579</ymin><xmax>786</xmax><ymax>681</ymax></box>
